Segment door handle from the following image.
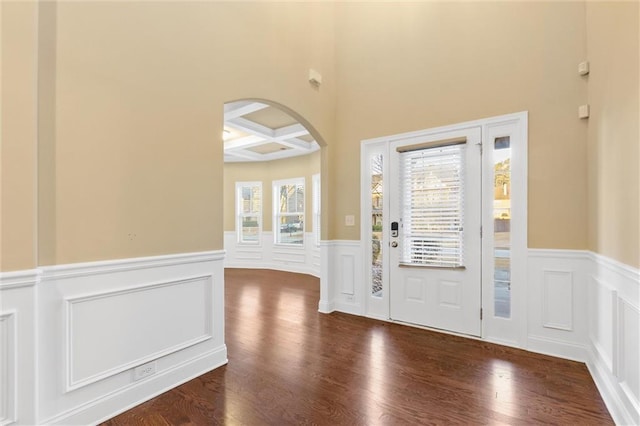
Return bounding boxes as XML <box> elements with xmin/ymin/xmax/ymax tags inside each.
<box><xmin>391</xmin><ymin>241</ymin><xmax>398</xmax><ymax>248</ymax></box>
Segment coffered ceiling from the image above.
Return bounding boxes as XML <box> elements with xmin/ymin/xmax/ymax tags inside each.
<box><xmin>223</xmin><ymin>101</ymin><xmax>320</xmax><ymax>163</ymax></box>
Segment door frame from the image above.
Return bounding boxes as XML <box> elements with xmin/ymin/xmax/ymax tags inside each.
<box><xmin>361</xmin><ymin>112</ymin><xmax>528</xmax><ymax>346</ymax></box>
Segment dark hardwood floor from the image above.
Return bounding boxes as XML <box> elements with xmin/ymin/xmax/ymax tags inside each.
<box><xmin>103</xmin><ymin>269</ymin><xmax>613</xmax><ymax>425</ymax></box>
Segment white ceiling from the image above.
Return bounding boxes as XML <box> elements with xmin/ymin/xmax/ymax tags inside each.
<box><xmin>223</xmin><ymin>101</ymin><xmax>320</xmax><ymax>163</ymax></box>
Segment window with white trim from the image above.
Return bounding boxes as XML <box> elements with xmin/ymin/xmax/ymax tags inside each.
<box><xmin>399</xmin><ymin>143</ymin><xmax>465</xmax><ymax>267</ymax></box>
<box><xmin>492</xmin><ymin>136</ymin><xmax>511</xmax><ymax>318</ymax></box>
<box><xmin>312</xmin><ymin>174</ymin><xmax>321</xmax><ymax>247</ymax></box>
<box><xmin>273</xmin><ymin>178</ymin><xmax>305</xmax><ymax>245</ymax></box>
<box><xmin>236</xmin><ymin>182</ymin><xmax>262</xmax><ymax>244</ymax></box>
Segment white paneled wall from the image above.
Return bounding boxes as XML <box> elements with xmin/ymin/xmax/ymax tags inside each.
<box><xmin>0</xmin><ymin>270</ymin><xmax>38</xmax><ymax>426</ymax></box>
<box><xmin>224</xmin><ymin>232</ymin><xmax>321</xmax><ymax>278</ymax></box>
<box><xmin>0</xmin><ymin>244</ymin><xmax>637</xmax><ymax>424</ymax></box>
<box><xmin>527</xmin><ymin>250</ymin><xmax>590</xmax><ymax>361</ymax></box>
<box><xmin>322</xmin><ymin>242</ymin><xmax>638</xmax><ymax>424</ymax></box>
<box><xmin>587</xmin><ymin>254</ymin><xmax>639</xmax><ymax>425</ymax></box>
<box><xmin>0</xmin><ymin>251</ymin><xmax>227</xmax><ymax>426</ymax></box>
<box><xmin>325</xmin><ymin>240</ymin><xmax>364</xmax><ymax>316</ymax></box>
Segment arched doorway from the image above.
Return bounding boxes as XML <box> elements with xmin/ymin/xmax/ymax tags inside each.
<box><xmin>221</xmin><ymin>100</ymin><xmax>327</xmax><ymax>303</ymax></box>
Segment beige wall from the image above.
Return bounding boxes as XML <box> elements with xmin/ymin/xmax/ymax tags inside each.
<box><xmin>2</xmin><ymin>2</ymin><xmax>638</xmax><ymax>271</ymax></box>
<box><xmin>223</xmin><ymin>151</ymin><xmax>321</xmax><ymax>233</ymax></box>
<box><xmin>586</xmin><ymin>2</ymin><xmax>639</xmax><ymax>268</ymax></box>
<box><xmin>1</xmin><ymin>1</ymin><xmax>38</xmax><ymax>271</ymax></box>
<box><xmin>331</xmin><ymin>2</ymin><xmax>589</xmax><ymax>249</ymax></box>
<box><xmin>36</xmin><ymin>2</ymin><xmax>335</xmax><ymax>265</ymax></box>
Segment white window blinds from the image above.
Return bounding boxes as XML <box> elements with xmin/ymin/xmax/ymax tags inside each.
<box><xmin>398</xmin><ymin>143</ymin><xmax>465</xmax><ymax>267</ymax></box>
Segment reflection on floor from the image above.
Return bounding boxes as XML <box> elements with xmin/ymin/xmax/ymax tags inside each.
<box><xmin>103</xmin><ymin>269</ymin><xmax>612</xmax><ymax>425</ymax></box>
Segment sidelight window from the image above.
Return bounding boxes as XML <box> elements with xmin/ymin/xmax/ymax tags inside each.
<box><xmin>371</xmin><ymin>154</ymin><xmax>384</xmax><ymax>297</ymax></box>
<box><xmin>493</xmin><ymin>136</ymin><xmax>511</xmax><ymax>318</ymax></box>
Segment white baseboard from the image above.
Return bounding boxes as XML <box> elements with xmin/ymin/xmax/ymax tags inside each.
<box><xmin>318</xmin><ymin>300</ymin><xmax>335</xmax><ymax>313</ymax></box>
<box><xmin>526</xmin><ymin>335</ymin><xmax>588</xmax><ymax>362</ymax></box>
<box><xmin>588</xmin><ymin>344</ymin><xmax>637</xmax><ymax>426</ymax></box>
<box><xmin>45</xmin><ymin>346</ymin><xmax>227</xmax><ymax>426</ymax></box>
<box><xmin>334</xmin><ymin>301</ymin><xmax>362</xmax><ymax>316</ymax></box>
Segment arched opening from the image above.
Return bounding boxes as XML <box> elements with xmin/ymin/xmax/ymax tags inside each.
<box><xmin>221</xmin><ymin>99</ymin><xmax>326</xmax><ymax>293</ymax></box>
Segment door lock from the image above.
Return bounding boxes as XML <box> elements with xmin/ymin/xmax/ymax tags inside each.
<box><xmin>391</xmin><ymin>221</ymin><xmax>399</xmax><ymax>237</ymax></box>
<box><xmin>391</xmin><ymin>241</ymin><xmax>398</xmax><ymax>248</ymax></box>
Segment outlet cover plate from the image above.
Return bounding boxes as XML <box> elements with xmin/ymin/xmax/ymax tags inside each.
<box><xmin>133</xmin><ymin>361</ymin><xmax>157</xmax><ymax>381</ymax></box>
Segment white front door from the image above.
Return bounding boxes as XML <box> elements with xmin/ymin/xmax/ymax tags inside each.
<box><xmin>389</xmin><ymin>126</ymin><xmax>482</xmax><ymax>336</ymax></box>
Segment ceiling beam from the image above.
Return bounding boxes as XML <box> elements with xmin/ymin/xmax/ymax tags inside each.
<box><xmin>260</xmin><ymin>144</ymin><xmax>321</xmax><ymax>162</ymax></box>
<box><xmin>226</xmin><ymin>117</ymin><xmax>275</xmax><ymax>139</ymax></box>
<box><xmin>276</xmin><ymin>137</ymin><xmax>315</xmax><ymax>151</ymax></box>
<box><xmin>223</xmin><ymin>102</ymin><xmax>269</xmax><ymax>121</ymax></box>
<box><xmin>224</xmin><ymin>135</ymin><xmax>266</xmax><ymax>151</ymax></box>
<box><xmin>224</xmin><ymin>149</ymin><xmax>264</xmax><ymax>161</ymax></box>
<box><xmin>226</xmin><ymin>117</ymin><xmax>310</xmax><ymax>141</ymax></box>
<box><xmin>274</xmin><ymin>123</ymin><xmax>309</xmax><ymax>140</ymax></box>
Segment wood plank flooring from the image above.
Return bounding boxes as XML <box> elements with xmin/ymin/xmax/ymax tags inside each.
<box><xmin>103</xmin><ymin>269</ymin><xmax>613</xmax><ymax>425</ymax></box>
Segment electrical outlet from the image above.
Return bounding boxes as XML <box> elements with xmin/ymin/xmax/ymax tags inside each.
<box><xmin>133</xmin><ymin>361</ymin><xmax>156</xmax><ymax>381</ymax></box>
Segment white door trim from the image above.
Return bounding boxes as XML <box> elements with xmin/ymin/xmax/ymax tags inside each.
<box><xmin>361</xmin><ymin>112</ymin><xmax>528</xmax><ymax>344</ymax></box>
<box><xmin>481</xmin><ymin>115</ymin><xmax>529</xmax><ymax>348</ymax></box>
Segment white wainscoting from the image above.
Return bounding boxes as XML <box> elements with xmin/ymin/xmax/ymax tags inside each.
<box><xmin>587</xmin><ymin>253</ymin><xmax>639</xmax><ymax>425</ymax></box>
<box><xmin>320</xmin><ymin>240</ymin><xmax>364</xmax><ymax>316</ymax></box>
<box><xmin>323</xmin><ymin>243</ymin><xmax>638</xmax><ymax>423</ymax></box>
<box><xmin>527</xmin><ymin>249</ymin><xmax>590</xmax><ymax>361</ymax></box>
<box><xmin>2</xmin><ymin>245</ymin><xmax>635</xmax><ymax>424</ymax></box>
<box><xmin>64</xmin><ymin>275</ymin><xmax>214</xmax><ymax>391</ymax></box>
<box><xmin>34</xmin><ymin>251</ymin><xmax>227</xmax><ymax>425</ymax></box>
<box><xmin>0</xmin><ymin>269</ymin><xmax>39</xmax><ymax>426</ymax></box>
<box><xmin>224</xmin><ymin>231</ymin><xmax>320</xmax><ymax>278</ymax></box>
<box><xmin>0</xmin><ymin>312</ymin><xmax>16</xmax><ymax>426</ymax></box>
